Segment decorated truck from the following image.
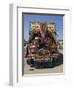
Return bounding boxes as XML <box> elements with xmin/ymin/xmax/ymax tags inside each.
<box><xmin>25</xmin><ymin>22</ymin><xmax>63</xmax><ymax>68</ymax></box>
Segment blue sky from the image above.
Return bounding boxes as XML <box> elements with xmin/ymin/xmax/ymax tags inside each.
<box><xmin>23</xmin><ymin>13</ymin><xmax>63</xmax><ymax>41</ymax></box>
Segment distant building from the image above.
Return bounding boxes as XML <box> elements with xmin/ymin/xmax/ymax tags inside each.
<box><xmin>24</xmin><ymin>40</ymin><xmax>28</xmax><ymax>46</ymax></box>
<box><xmin>57</xmin><ymin>40</ymin><xmax>63</xmax><ymax>49</ymax></box>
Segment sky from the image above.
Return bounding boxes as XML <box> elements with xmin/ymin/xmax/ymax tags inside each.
<box><xmin>23</xmin><ymin>13</ymin><xmax>63</xmax><ymax>41</ymax></box>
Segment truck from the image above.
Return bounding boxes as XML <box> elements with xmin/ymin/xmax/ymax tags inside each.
<box><xmin>25</xmin><ymin>22</ymin><xmax>63</xmax><ymax>68</ymax></box>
